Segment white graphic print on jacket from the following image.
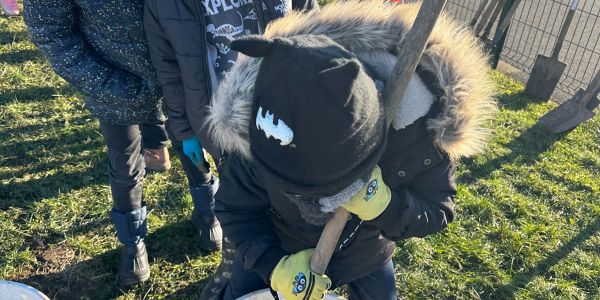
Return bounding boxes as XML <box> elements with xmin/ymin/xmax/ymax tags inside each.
<box><xmin>203</xmin><ymin>0</ymin><xmax>260</xmax><ymax>80</ymax></box>
<box><xmin>207</xmin><ymin>11</ymin><xmax>245</xmax><ymax>41</ymax></box>
<box><xmin>256</xmin><ymin>106</ymin><xmax>294</xmax><ymax>146</ymax></box>
<box><xmin>275</xmin><ymin>0</ymin><xmax>288</xmax><ymax>13</ymax></box>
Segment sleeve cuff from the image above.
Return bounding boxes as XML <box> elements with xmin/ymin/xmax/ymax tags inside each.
<box><xmin>368</xmin><ymin>189</ymin><xmax>411</xmax><ymax>232</ymax></box>
<box><xmin>252</xmin><ymin>246</ymin><xmax>288</xmax><ymax>283</ymax></box>
<box><xmin>177</xmin><ymin>130</ymin><xmax>195</xmax><ymax>142</ymax></box>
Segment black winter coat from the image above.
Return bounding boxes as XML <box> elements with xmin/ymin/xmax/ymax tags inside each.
<box><xmin>215</xmin><ymin>104</ymin><xmax>457</xmax><ymax>286</ymax></box>
<box><xmin>143</xmin><ymin>0</ymin><xmax>317</xmax><ymax>156</ymax></box>
<box><xmin>208</xmin><ymin>0</ymin><xmax>495</xmax><ymax>290</ymax></box>
<box><xmin>23</xmin><ymin>0</ymin><xmax>163</xmax><ymax>125</ymax></box>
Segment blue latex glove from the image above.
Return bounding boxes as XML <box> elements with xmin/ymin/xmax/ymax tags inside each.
<box><xmin>182</xmin><ymin>137</ymin><xmax>204</xmax><ymax>166</ymax></box>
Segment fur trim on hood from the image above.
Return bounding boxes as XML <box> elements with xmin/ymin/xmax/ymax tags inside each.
<box><xmin>206</xmin><ymin>0</ymin><xmax>496</xmax><ymax>161</ymax></box>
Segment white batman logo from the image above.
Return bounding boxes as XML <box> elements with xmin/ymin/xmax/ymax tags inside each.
<box><xmin>255</xmin><ymin>106</ymin><xmax>294</xmax><ymax>146</ymax></box>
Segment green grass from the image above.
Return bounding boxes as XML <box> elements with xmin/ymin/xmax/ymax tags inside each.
<box><xmin>2</xmin><ymin>8</ymin><xmax>600</xmax><ymax>300</ymax></box>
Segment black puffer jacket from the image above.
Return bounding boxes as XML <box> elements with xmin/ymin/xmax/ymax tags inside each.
<box><xmin>143</xmin><ymin>0</ymin><xmax>317</xmax><ymax>156</ymax></box>
<box><xmin>23</xmin><ymin>0</ymin><xmax>163</xmax><ymax>125</ymax></box>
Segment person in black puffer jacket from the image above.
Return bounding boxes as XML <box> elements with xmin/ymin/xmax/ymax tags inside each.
<box><xmin>24</xmin><ymin>0</ymin><xmax>169</xmax><ymax>286</ymax></box>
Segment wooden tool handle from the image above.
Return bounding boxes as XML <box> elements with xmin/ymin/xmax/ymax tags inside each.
<box><xmin>552</xmin><ymin>0</ymin><xmax>579</xmax><ymax>58</ymax></box>
<box><xmin>574</xmin><ymin>70</ymin><xmax>600</xmax><ymax>108</ymax></box>
<box><xmin>588</xmin><ymin>69</ymin><xmax>600</xmax><ymax>97</ymax></box>
<box><xmin>492</xmin><ymin>0</ymin><xmax>521</xmax><ymax>44</ymax></box>
<box><xmin>496</xmin><ymin>0</ymin><xmax>521</xmax><ymax>34</ymax></box>
<box><xmin>481</xmin><ymin>0</ymin><xmax>506</xmax><ymax>40</ymax></box>
<box><xmin>309</xmin><ymin>0</ymin><xmax>448</xmax><ymax>277</ymax></box>
<box><xmin>309</xmin><ymin>207</ymin><xmax>350</xmax><ymax>275</ymax></box>
<box><xmin>475</xmin><ymin>0</ymin><xmax>499</xmax><ymax>35</ymax></box>
<box><xmin>384</xmin><ymin>0</ymin><xmax>448</xmax><ymax>127</ymax></box>
<box><xmin>470</xmin><ymin>0</ymin><xmax>490</xmax><ymax>27</ymax></box>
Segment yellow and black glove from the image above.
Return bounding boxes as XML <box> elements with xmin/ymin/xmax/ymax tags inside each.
<box><xmin>270</xmin><ymin>249</ymin><xmax>331</xmax><ymax>300</ymax></box>
<box><xmin>341</xmin><ymin>166</ymin><xmax>391</xmax><ymax>221</ymax></box>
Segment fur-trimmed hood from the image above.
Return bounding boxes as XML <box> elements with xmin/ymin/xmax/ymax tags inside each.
<box><xmin>206</xmin><ymin>0</ymin><xmax>496</xmax><ymax>161</ymax></box>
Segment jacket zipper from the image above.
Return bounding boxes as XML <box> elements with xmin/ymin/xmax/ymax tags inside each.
<box><xmin>194</xmin><ymin>0</ymin><xmax>214</xmax><ymax>97</ymax></box>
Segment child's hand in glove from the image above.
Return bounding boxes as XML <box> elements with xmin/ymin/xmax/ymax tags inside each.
<box><xmin>270</xmin><ymin>249</ymin><xmax>331</xmax><ymax>300</ymax></box>
<box><xmin>341</xmin><ymin>166</ymin><xmax>391</xmax><ymax>221</ymax></box>
<box><xmin>182</xmin><ymin>137</ymin><xmax>204</xmax><ymax>166</ymax></box>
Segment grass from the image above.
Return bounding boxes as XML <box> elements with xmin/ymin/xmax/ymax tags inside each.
<box><xmin>2</xmin><ymin>6</ymin><xmax>600</xmax><ymax>300</ymax></box>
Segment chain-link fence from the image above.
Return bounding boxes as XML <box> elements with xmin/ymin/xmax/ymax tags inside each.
<box><xmin>441</xmin><ymin>0</ymin><xmax>600</xmax><ymax>103</ymax></box>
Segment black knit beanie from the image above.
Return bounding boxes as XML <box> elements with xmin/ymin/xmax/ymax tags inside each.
<box><xmin>231</xmin><ymin>34</ymin><xmax>386</xmax><ymax>196</ymax></box>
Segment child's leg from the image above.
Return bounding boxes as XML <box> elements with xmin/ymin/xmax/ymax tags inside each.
<box><xmin>346</xmin><ymin>260</ymin><xmax>397</xmax><ymax>300</ymax></box>
<box><xmin>164</xmin><ymin>123</ymin><xmax>222</xmax><ymax>251</ymax></box>
<box><xmin>99</xmin><ymin>122</ymin><xmax>150</xmax><ymax>285</ymax></box>
<box><xmin>220</xmin><ymin>253</ymin><xmax>269</xmax><ymax>299</ymax></box>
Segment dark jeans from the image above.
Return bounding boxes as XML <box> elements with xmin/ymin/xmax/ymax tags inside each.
<box><xmin>165</xmin><ymin>122</ymin><xmax>212</xmax><ymax>188</ymax></box>
<box><xmin>221</xmin><ymin>255</ymin><xmax>397</xmax><ymax>300</ymax></box>
<box><xmin>100</xmin><ymin>122</ymin><xmax>169</xmax><ymax>212</ymax></box>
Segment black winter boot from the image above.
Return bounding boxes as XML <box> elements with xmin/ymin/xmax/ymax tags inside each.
<box><xmin>192</xmin><ymin>211</ymin><xmax>223</xmax><ymax>252</ymax></box>
<box><xmin>190</xmin><ymin>177</ymin><xmax>222</xmax><ymax>252</ymax></box>
<box><xmin>111</xmin><ymin>206</ymin><xmax>150</xmax><ymax>285</ymax></box>
<box><xmin>119</xmin><ymin>242</ymin><xmax>150</xmax><ymax>285</ymax></box>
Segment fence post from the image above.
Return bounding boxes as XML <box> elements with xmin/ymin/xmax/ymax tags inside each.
<box><xmin>491</xmin><ymin>0</ymin><xmax>515</xmax><ymax>68</ymax></box>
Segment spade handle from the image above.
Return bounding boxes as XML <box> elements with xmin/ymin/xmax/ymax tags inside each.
<box><xmin>470</xmin><ymin>0</ymin><xmax>490</xmax><ymax>27</ymax></box>
<box><xmin>309</xmin><ymin>207</ymin><xmax>350</xmax><ymax>275</ymax></box>
<box><xmin>552</xmin><ymin>0</ymin><xmax>579</xmax><ymax>59</ymax></box>
<box><xmin>474</xmin><ymin>0</ymin><xmax>499</xmax><ymax>35</ymax></box>
<box><xmin>490</xmin><ymin>0</ymin><xmax>522</xmax><ymax>49</ymax></box>
<box><xmin>494</xmin><ymin>0</ymin><xmax>521</xmax><ymax>41</ymax></box>
<box><xmin>384</xmin><ymin>0</ymin><xmax>448</xmax><ymax>127</ymax></box>
<box><xmin>588</xmin><ymin>68</ymin><xmax>600</xmax><ymax>97</ymax></box>
<box><xmin>574</xmin><ymin>69</ymin><xmax>600</xmax><ymax>108</ymax></box>
<box><xmin>481</xmin><ymin>0</ymin><xmax>507</xmax><ymax>40</ymax></box>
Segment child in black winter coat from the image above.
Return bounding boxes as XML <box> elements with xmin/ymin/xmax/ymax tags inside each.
<box><xmin>206</xmin><ymin>2</ymin><xmax>495</xmax><ymax>299</ymax></box>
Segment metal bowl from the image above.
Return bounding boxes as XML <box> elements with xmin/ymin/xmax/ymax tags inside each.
<box><xmin>0</xmin><ymin>281</ymin><xmax>50</xmax><ymax>300</ymax></box>
<box><xmin>237</xmin><ymin>288</ymin><xmax>345</xmax><ymax>300</ymax></box>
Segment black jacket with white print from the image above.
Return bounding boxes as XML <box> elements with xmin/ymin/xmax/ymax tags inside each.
<box><xmin>144</xmin><ymin>0</ymin><xmax>317</xmax><ymax>156</ymax></box>
<box><xmin>209</xmin><ymin>1</ymin><xmax>496</xmax><ymax>287</ymax></box>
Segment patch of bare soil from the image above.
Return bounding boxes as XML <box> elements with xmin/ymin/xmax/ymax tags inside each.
<box><xmin>11</xmin><ymin>236</ymin><xmax>119</xmax><ymax>300</ymax></box>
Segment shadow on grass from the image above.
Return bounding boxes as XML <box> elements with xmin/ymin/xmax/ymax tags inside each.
<box><xmin>0</xmin><ymin>30</ymin><xmax>29</xmax><ymax>45</ymax></box>
<box><xmin>0</xmin><ymin>86</ymin><xmax>64</xmax><ymax>104</ymax></box>
<box><xmin>0</xmin><ymin>123</ymin><xmax>47</xmax><ymax>140</ymax></box>
<box><xmin>497</xmin><ymin>91</ymin><xmax>537</xmax><ymax>111</ymax></box>
<box><xmin>0</xmin><ymin>109</ymin><xmax>104</xmax><ymax>209</ymax></box>
<box><xmin>154</xmin><ymin>219</ymin><xmax>221</xmax><ymax>298</ymax></box>
<box><xmin>459</xmin><ymin>124</ymin><xmax>564</xmax><ymax>185</ymax></box>
<box><xmin>0</xmin><ymin>48</ymin><xmax>42</xmax><ymax>65</ymax></box>
<box><xmin>165</xmin><ymin>279</ymin><xmax>209</xmax><ymax>299</ymax></box>
<box><xmin>490</xmin><ymin>217</ymin><xmax>600</xmax><ymax>298</ymax></box>
<box><xmin>146</xmin><ymin>220</ymin><xmax>212</xmax><ymax>264</ymax></box>
<box><xmin>580</xmin><ymin>157</ymin><xmax>600</xmax><ymax>176</ymax></box>
<box><xmin>0</xmin><ymin>160</ymin><xmax>106</xmax><ymax>210</ymax></box>
<box><xmin>0</xmin><ymin>135</ymin><xmax>105</xmax><ymax>211</ymax></box>
<box><xmin>18</xmin><ymin>220</ymin><xmax>214</xmax><ymax>299</ymax></box>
